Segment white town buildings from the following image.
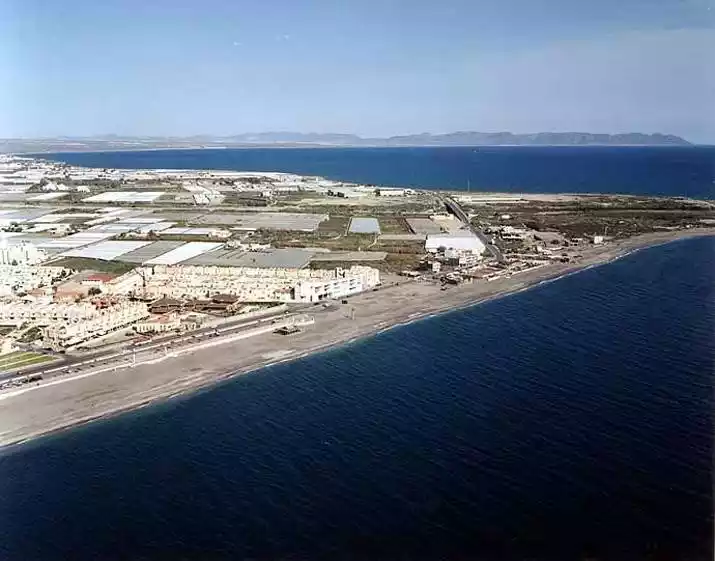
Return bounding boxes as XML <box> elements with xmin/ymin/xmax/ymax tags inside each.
<box><xmin>42</xmin><ymin>301</ymin><xmax>149</xmax><ymax>348</ymax></box>
<box><xmin>139</xmin><ymin>264</ymin><xmax>380</xmax><ymax>302</ymax></box>
<box><xmin>0</xmin><ymin>241</ymin><xmax>48</xmax><ymax>266</ymax></box>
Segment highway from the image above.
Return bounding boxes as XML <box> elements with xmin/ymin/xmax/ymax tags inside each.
<box><xmin>442</xmin><ymin>196</ymin><xmax>505</xmax><ymax>262</ymax></box>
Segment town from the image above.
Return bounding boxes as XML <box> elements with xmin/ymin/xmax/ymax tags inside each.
<box><xmin>0</xmin><ymin>153</ymin><xmax>713</xmax><ymax>388</ymax></box>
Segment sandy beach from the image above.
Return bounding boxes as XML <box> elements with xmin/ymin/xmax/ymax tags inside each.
<box><xmin>0</xmin><ymin>228</ymin><xmax>712</xmax><ymax>450</ymax></box>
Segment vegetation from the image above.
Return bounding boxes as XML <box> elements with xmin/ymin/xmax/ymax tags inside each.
<box><xmin>0</xmin><ymin>351</ymin><xmax>54</xmax><ymax>371</ymax></box>
<box><xmin>18</xmin><ymin>327</ymin><xmax>43</xmax><ymax>343</ymax></box>
<box><xmin>317</xmin><ymin>215</ymin><xmax>350</xmax><ymax>234</ymax></box>
<box><xmin>50</xmin><ymin>257</ymin><xmax>135</xmax><ymax>275</ymax></box>
<box><xmin>310</xmin><ymin>252</ymin><xmax>422</xmax><ymax>274</ymax></box>
<box><xmin>465</xmin><ymin>197</ymin><xmax>715</xmax><ymax>240</ymax></box>
<box><xmin>377</xmin><ymin>217</ymin><xmax>411</xmax><ymax>234</ymax></box>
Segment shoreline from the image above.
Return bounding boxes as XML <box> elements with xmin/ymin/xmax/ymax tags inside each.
<box><xmin>1</xmin><ymin>228</ymin><xmax>713</xmax><ymax>451</ymax></box>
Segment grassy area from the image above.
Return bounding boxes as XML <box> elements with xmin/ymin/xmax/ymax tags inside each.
<box><xmin>255</xmin><ymin>230</ymin><xmax>377</xmax><ymax>251</ymax></box>
<box><xmin>0</xmin><ymin>351</ymin><xmax>35</xmax><ymax>367</ymax></box>
<box><xmin>310</xmin><ymin>252</ymin><xmax>423</xmax><ymax>274</ymax></box>
<box><xmin>50</xmin><ymin>257</ymin><xmax>136</xmax><ymax>275</ymax></box>
<box><xmin>375</xmin><ymin>241</ymin><xmax>426</xmax><ymax>254</ymax></box>
<box><xmin>0</xmin><ymin>351</ymin><xmax>54</xmax><ymax>372</ymax></box>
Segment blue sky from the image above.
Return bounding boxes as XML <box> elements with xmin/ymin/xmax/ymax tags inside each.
<box><xmin>1</xmin><ymin>0</ymin><xmax>713</xmax><ymax>142</ymax></box>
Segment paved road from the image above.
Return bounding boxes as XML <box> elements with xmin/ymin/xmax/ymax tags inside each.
<box><xmin>0</xmin><ymin>280</ymin><xmax>406</xmax><ymax>389</ymax></box>
<box><xmin>443</xmin><ymin>196</ymin><xmax>505</xmax><ymax>262</ymax></box>
<box><xmin>0</xmin><ymin>307</ymin><xmax>294</xmax><ymax>385</ymax></box>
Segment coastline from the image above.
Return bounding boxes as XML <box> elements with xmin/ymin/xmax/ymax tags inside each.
<box><xmin>1</xmin><ymin>228</ymin><xmax>713</xmax><ymax>451</ymax></box>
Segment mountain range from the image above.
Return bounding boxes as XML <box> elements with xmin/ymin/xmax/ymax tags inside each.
<box><xmin>224</xmin><ymin>131</ymin><xmax>690</xmax><ymax>146</ymax></box>
<box><xmin>0</xmin><ymin>131</ymin><xmax>690</xmax><ymax>153</ymax></box>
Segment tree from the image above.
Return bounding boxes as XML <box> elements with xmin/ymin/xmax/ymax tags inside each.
<box><xmin>88</xmin><ymin>287</ymin><xmax>102</xmax><ymax>296</ymax></box>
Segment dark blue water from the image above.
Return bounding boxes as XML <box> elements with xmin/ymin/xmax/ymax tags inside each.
<box><xmin>39</xmin><ymin>146</ymin><xmax>715</xmax><ymax>198</ymax></box>
<box><xmin>1</xmin><ymin>236</ymin><xmax>713</xmax><ymax>561</ymax></box>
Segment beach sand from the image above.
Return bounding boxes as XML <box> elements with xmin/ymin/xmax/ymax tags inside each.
<box><xmin>0</xmin><ymin>229</ymin><xmax>712</xmax><ymax>449</ymax></box>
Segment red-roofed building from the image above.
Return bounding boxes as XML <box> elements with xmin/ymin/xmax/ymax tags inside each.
<box><xmin>81</xmin><ymin>273</ymin><xmax>115</xmax><ymax>288</ymax></box>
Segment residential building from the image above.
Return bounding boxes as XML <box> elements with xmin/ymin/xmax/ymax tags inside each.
<box><xmin>0</xmin><ymin>265</ymin><xmax>68</xmax><ymax>295</ymax></box>
<box><xmin>134</xmin><ymin>313</ymin><xmax>182</xmax><ymax>334</ymax></box>
<box><xmin>139</xmin><ymin>264</ymin><xmax>380</xmax><ymax>302</ymax></box>
<box><xmin>42</xmin><ymin>301</ymin><xmax>149</xmax><ymax>348</ymax></box>
<box><xmin>0</xmin><ymin>241</ymin><xmax>48</xmax><ymax>265</ymax></box>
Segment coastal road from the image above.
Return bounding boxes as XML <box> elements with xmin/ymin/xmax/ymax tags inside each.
<box><xmin>443</xmin><ymin>196</ymin><xmax>505</xmax><ymax>262</ymax></box>
<box><xmin>0</xmin><ymin>278</ymin><xmax>408</xmax><ymax>390</ymax></box>
<box><xmin>0</xmin><ymin>312</ymin><xmax>308</xmax><ymax>394</ymax></box>
<box><xmin>0</xmin><ymin>307</ymin><xmax>295</xmax><ymax>386</ymax></box>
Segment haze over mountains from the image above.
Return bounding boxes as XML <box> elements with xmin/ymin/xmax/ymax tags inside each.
<box><xmin>0</xmin><ymin>131</ymin><xmax>690</xmax><ymax>153</ymax></box>
<box><xmin>225</xmin><ymin>131</ymin><xmax>690</xmax><ymax>146</ymax></box>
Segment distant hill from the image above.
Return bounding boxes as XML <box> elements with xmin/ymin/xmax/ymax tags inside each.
<box><xmin>0</xmin><ymin>131</ymin><xmax>691</xmax><ymax>153</ymax></box>
<box><xmin>382</xmin><ymin>132</ymin><xmax>691</xmax><ymax>146</ymax></box>
<box><xmin>226</xmin><ymin>132</ymin><xmax>364</xmax><ymax>144</ymax></box>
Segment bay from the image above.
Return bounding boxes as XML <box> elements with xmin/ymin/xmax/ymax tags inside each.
<box><xmin>38</xmin><ymin>146</ymin><xmax>715</xmax><ymax>198</ymax></box>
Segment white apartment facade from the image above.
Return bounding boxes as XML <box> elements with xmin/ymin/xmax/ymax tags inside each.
<box><xmin>43</xmin><ymin>302</ymin><xmax>149</xmax><ymax>348</ymax></box>
<box><xmin>140</xmin><ymin>264</ymin><xmax>380</xmax><ymax>302</ymax></box>
<box><xmin>0</xmin><ymin>242</ymin><xmax>48</xmax><ymax>266</ymax></box>
<box><xmin>0</xmin><ymin>265</ymin><xmax>68</xmax><ymax>294</ymax></box>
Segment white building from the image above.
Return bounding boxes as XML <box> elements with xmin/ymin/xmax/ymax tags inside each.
<box><xmin>139</xmin><ymin>264</ymin><xmax>380</xmax><ymax>302</ymax></box>
<box><xmin>425</xmin><ymin>234</ymin><xmax>486</xmax><ymax>255</ymax></box>
<box><xmin>104</xmin><ymin>271</ymin><xmax>144</xmax><ymax>296</ymax></box>
<box><xmin>0</xmin><ymin>265</ymin><xmax>68</xmax><ymax>295</ymax></box>
<box><xmin>376</xmin><ymin>188</ymin><xmax>409</xmax><ymax>197</ymax></box>
<box><xmin>327</xmin><ymin>188</ymin><xmax>363</xmax><ymax>199</ymax></box>
<box><xmin>0</xmin><ymin>336</ymin><xmax>16</xmax><ymax>355</ymax></box>
<box><xmin>293</xmin><ymin>267</ymin><xmax>381</xmax><ymax>303</ymax></box>
<box><xmin>42</xmin><ymin>301</ymin><xmax>149</xmax><ymax>348</ymax></box>
<box><xmin>134</xmin><ymin>313</ymin><xmax>182</xmax><ymax>333</ymax></box>
<box><xmin>0</xmin><ymin>241</ymin><xmax>48</xmax><ymax>266</ymax></box>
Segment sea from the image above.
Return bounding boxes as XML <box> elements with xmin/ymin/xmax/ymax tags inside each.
<box><xmin>36</xmin><ymin>145</ymin><xmax>715</xmax><ymax>198</ymax></box>
<box><xmin>0</xmin><ymin>148</ymin><xmax>713</xmax><ymax>560</ymax></box>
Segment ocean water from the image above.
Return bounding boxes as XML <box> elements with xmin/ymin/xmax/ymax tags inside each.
<box><xmin>0</xmin><ymin>236</ymin><xmax>713</xmax><ymax>561</ymax></box>
<box><xmin>39</xmin><ymin>146</ymin><xmax>715</xmax><ymax>198</ymax></box>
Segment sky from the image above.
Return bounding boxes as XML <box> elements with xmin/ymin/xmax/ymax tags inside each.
<box><xmin>1</xmin><ymin>0</ymin><xmax>713</xmax><ymax>142</ymax></box>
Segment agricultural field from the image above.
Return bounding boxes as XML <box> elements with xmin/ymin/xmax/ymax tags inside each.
<box><xmin>49</xmin><ymin>257</ymin><xmax>137</xmax><ymax>274</ymax></box>
<box><xmin>378</xmin><ymin>216</ymin><xmax>412</xmax><ymax>234</ymax></box>
<box><xmin>317</xmin><ymin>215</ymin><xmax>350</xmax><ymax>234</ymax></box>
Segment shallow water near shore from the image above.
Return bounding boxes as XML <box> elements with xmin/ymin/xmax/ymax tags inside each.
<box><xmin>1</xmin><ymin>236</ymin><xmax>713</xmax><ymax>560</ymax></box>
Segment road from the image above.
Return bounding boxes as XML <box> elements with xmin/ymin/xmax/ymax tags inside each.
<box><xmin>0</xmin><ymin>306</ymin><xmax>295</xmax><ymax>385</ymax></box>
<box><xmin>0</xmin><ymin>279</ymin><xmax>407</xmax><ymax>389</ymax></box>
<box><xmin>442</xmin><ymin>196</ymin><xmax>505</xmax><ymax>262</ymax></box>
